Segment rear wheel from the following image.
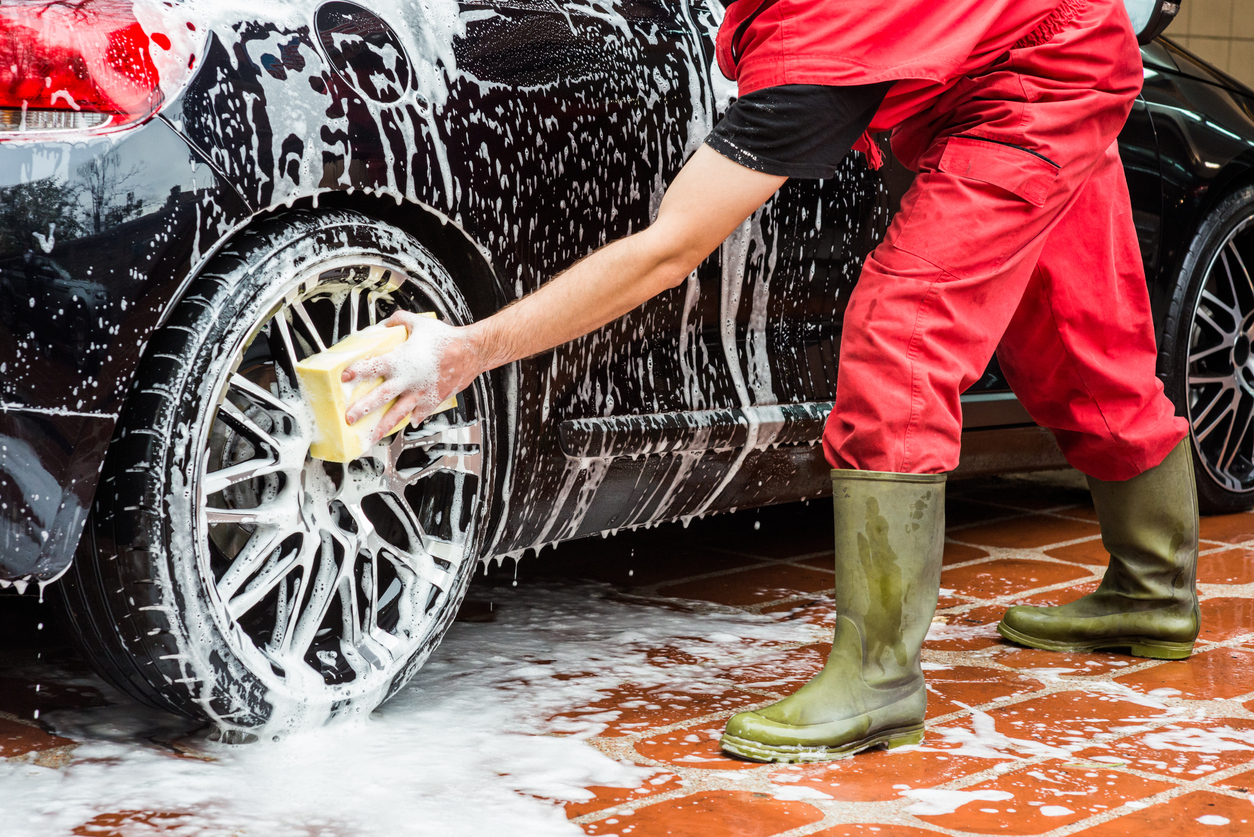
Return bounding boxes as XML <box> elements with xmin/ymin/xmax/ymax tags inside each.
<box><xmin>56</xmin><ymin>210</ymin><xmax>495</xmax><ymax>734</ymax></box>
<box><xmin>1161</xmin><ymin>186</ymin><xmax>1254</xmax><ymax>514</ymax></box>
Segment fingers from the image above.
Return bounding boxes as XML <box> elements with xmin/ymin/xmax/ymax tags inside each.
<box><xmin>373</xmin><ymin>393</ymin><xmax>424</xmax><ymax>444</ymax></box>
<box><xmin>384</xmin><ymin>310</ymin><xmax>419</xmax><ymax>335</ymax></box>
<box><xmin>345</xmin><ymin>380</ymin><xmax>401</xmax><ymax>425</ymax></box>
<box><xmin>342</xmin><ymin>356</ymin><xmax>385</xmax><ymax>384</ymax></box>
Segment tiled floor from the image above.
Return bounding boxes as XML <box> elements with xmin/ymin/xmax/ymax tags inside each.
<box><xmin>3</xmin><ymin>469</ymin><xmax>1254</xmax><ymax>835</ymax></box>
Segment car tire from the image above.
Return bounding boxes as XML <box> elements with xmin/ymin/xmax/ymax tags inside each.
<box><xmin>55</xmin><ymin>210</ymin><xmax>496</xmax><ymax>735</ymax></box>
<box><xmin>1161</xmin><ymin>185</ymin><xmax>1254</xmax><ymax>514</ymax></box>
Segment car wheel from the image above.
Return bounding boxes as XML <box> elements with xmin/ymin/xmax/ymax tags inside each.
<box><xmin>1161</xmin><ymin>186</ymin><xmax>1254</xmax><ymax>514</ymax></box>
<box><xmin>55</xmin><ymin>210</ymin><xmax>495</xmax><ymax>735</ymax></box>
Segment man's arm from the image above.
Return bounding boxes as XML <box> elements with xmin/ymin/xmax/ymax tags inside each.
<box><xmin>343</xmin><ymin>145</ymin><xmax>786</xmax><ymax>436</ymax></box>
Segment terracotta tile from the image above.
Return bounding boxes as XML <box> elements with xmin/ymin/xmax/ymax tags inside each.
<box><xmin>1045</xmin><ymin>538</ymin><xmax>1110</xmax><ymax>566</ymax></box>
<box><xmin>953</xmin><ymin>515</ymin><xmax>1100</xmax><ymax>550</ymax></box>
<box><xmin>997</xmin><ymin>648</ymin><xmax>1140</xmax><ymax>677</ymax></box>
<box><xmin>926</xmin><ymin>690</ymin><xmax>965</xmax><ymax>719</ymax></box>
<box><xmin>947</xmin><ymin>499</ymin><xmax>1009</xmax><ymax>527</ymax></box>
<box><xmin>713</xmin><ymin>643</ymin><xmax>829</xmax><ymax>692</ymax></box>
<box><xmin>1198</xmin><ymin>513</ymin><xmax>1254</xmax><ymax>545</ymax></box>
<box><xmin>926</xmin><ymin>665</ymin><xmax>1040</xmax><ymax>708</ymax></box>
<box><xmin>634</xmin><ymin>721</ymin><xmax>759</xmax><ymax>771</ymax></box>
<box><xmin>0</xmin><ymin>716</ymin><xmax>74</xmax><ymax>757</ymax></box>
<box><xmin>935</xmin><ymin>592</ymin><xmax>969</xmax><ymax>610</ymax></box>
<box><xmin>0</xmin><ymin>677</ymin><xmax>107</xmax><ymax>720</ymax></box>
<box><xmin>773</xmin><ymin>739</ymin><xmax>1012</xmax><ymax>803</ymax></box>
<box><xmin>1199</xmin><ymin>597</ymin><xmax>1254</xmax><ymax>642</ymax></box>
<box><xmin>941</xmin><ymin>559</ymin><xmax>1092</xmax><ymax>600</ymax></box>
<box><xmin>581</xmin><ymin>790</ymin><xmax>824</xmax><ymax>836</ymax></box>
<box><xmin>1074</xmin><ymin>719</ymin><xmax>1254</xmax><ymax>780</ymax></box>
<box><xmin>913</xmin><ymin>761</ymin><xmax>1174</xmax><ymax>835</ymax></box>
<box><xmin>71</xmin><ymin>811</ymin><xmax>192</xmax><ymax>836</ymax></box>
<box><xmin>1076</xmin><ymin>790</ymin><xmax>1254</xmax><ymax>835</ymax></box>
<box><xmin>1012</xmin><ymin>579</ymin><xmax>1101</xmax><ymax>606</ymax></box>
<box><xmin>925</xmin><ymin>607</ymin><xmax>1006</xmax><ymax>652</ymax></box>
<box><xmin>943</xmin><ymin>542</ymin><xmax>991</xmax><ymax>567</ymax></box>
<box><xmin>563</xmin><ymin>772</ymin><xmax>684</xmax><ymax>819</ymax></box>
<box><xmin>760</xmin><ymin>598</ymin><xmax>836</xmax><ymax>625</ymax></box>
<box><xmin>657</xmin><ymin>564</ymin><xmax>834</xmax><ymax>607</ymax></box>
<box><xmin>1198</xmin><ymin>548</ymin><xmax>1254</xmax><ymax>585</ymax></box>
<box><xmin>1114</xmin><ymin>648</ymin><xmax>1254</xmax><ymax>700</ymax></box>
<box><xmin>808</xmin><ymin>827</ymin><xmax>943</xmax><ymax>837</ymax></box>
<box><xmin>552</xmin><ymin>683</ymin><xmax>762</xmax><ymax>737</ymax></box>
<box><xmin>1216</xmin><ymin>762</ymin><xmax>1254</xmax><ymax>793</ymax></box>
<box><xmin>967</xmin><ymin>692</ymin><xmax>1173</xmax><ymax>752</ymax></box>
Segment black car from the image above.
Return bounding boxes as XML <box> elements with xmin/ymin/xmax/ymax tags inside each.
<box><xmin>1</xmin><ymin>0</ymin><xmax>1251</xmax><ymax>733</ymax></box>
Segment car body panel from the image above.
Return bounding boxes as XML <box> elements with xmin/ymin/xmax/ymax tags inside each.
<box><xmin>2</xmin><ymin>1</ymin><xmax>1253</xmax><ymax>582</ymax></box>
<box><xmin>0</xmin><ymin>117</ymin><xmax>251</xmax><ymax>581</ymax></box>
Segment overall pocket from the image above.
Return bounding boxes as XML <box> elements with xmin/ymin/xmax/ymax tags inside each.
<box><xmin>890</xmin><ymin>136</ymin><xmax>1061</xmax><ymax>278</ymax></box>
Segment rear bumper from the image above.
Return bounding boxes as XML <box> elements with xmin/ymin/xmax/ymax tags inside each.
<box><xmin>0</xmin><ymin>407</ymin><xmax>114</xmax><ymax>584</ymax></box>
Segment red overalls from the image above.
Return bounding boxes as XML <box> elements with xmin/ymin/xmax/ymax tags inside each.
<box><xmin>718</xmin><ymin>0</ymin><xmax>1187</xmax><ymax>480</ymax></box>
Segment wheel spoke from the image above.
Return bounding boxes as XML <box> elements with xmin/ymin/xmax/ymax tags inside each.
<box><xmin>269</xmin><ymin>313</ymin><xmax>303</xmax><ymax>370</ymax></box>
<box><xmin>1197</xmin><ymin>293</ymin><xmax>1238</xmax><ymax>337</ymax></box>
<box><xmin>1228</xmin><ymin>241</ymin><xmax>1254</xmax><ymax>310</ymax></box>
<box><xmin>217</xmin><ymin>526</ymin><xmax>284</xmax><ymax>602</ymax></box>
<box><xmin>285</xmin><ymin>535</ymin><xmax>344</xmax><ymax>659</ymax></box>
<box><xmin>216</xmin><ymin>399</ymin><xmax>280</xmax><ymax>453</ymax></box>
<box><xmin>1191</xmin><ymin>374</ymin><xmax>1239</xmax><ymax>386</ymax></box>
<box><xmin>226</xmin><ymin>534</ymin><xmax>307</xmax><ymax>621</ymax></box>
<box><xmin>203</xmin><ymin>457</ymin><xmax>285</xmax><ymax>496</ymax></box>
<box><xmin>396</xmin><ymin>450</ymin><xmax>483</xmax><ymax>487</ymax></box>
<box><xmin>1188</xmin><ymin>339</ymin><xmax>1233</xmax><ymax>366</ymax></box>
<box><xmin>229</xmin><ymin>373</ymin><xmax>298</xmax><ymax>420</ymax></box>
<box><xmin>339</xmin><ymin>569</ymin><xmax>363</xmax><ymax>647</ymax></box>
<box><xmin>206</xmin><ymin>505</ymin><xmax>265</xmax><ymax>526</ymax></box>
<box><xmin>1192</xmin><ymin>385</ymin><xmax>1236</xmax><ymax>443</ymax></box>
<box><xmin>290</xmin><ymin>299</ymin><xmax>327</xmax><ymax>354</ymax></box>
<box><xmin>376</xmin><ymin>539</ymin><xmax>452</xmax><ymax>590</ymax></box>
<box><xmin>1221</xmin><ymin>392</ymin><xmax>1254</xmax><ymax>472</ymax></box>
<box><xmin>402</xmin><ymin>419</ymin><xmax>482</xmax><ymax>450</ymax></box>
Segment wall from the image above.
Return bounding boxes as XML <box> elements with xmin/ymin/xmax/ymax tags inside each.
<box><xmin>1166</xmin><ymin>0</ymin><xmax>1254</xmax><ymax>88</ymax></box>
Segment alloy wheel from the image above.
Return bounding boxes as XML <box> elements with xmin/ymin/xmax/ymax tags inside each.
<box><xmin>198</xmin><ymin>261</ymin><xmax>485</xmax><ymax>694</ymax></box>
<box><xmin>1187</xmin><ymin>216</ymin><xmax>1254</xmax><ymax>494</ymax></box>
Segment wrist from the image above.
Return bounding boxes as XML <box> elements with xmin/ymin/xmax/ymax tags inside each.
<box><xmin>459</xmin><ymin>320</ymin><xmax>497</xmax><ymax>375</ymax></box>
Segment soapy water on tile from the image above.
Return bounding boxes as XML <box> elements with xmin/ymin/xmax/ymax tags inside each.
<box><xmin>0</xmin><ymin>582</ymin><xmax>818</xmax><ymax>835</ymax></box>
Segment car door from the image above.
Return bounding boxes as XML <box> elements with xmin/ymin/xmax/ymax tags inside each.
<box><xmin>453</xmin><ymin>0</ymin><xmax>753</xmax><ymax>548</ymax></box>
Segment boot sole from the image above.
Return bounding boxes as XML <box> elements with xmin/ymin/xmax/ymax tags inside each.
<box><xmin>719</xmin><ymin>723</ymin><xmax>925</xmax><ymax>764</ymax></box>
<box><xmin>996</xmin><ymin>622</ymin><xmax>1194</xmax><ymax>660</ymax></box>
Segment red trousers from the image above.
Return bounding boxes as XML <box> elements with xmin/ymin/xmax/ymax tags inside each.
<box><xmin>822</xmin><ymin>0</ymin><xmax>1188</xmax><ymax>481</ymax></box>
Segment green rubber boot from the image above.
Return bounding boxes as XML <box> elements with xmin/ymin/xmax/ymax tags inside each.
<box><xmin>720</xmin><ymin>470</ymin><xmax>945</xmax><ymax>764</ymax></box>
<box><xmin>997</xmin><ymin>439</ymin><xmax>1200</xmax><ymax>660</ymax></box>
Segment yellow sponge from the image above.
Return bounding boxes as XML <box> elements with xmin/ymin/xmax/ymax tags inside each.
<box><xmin>295</xmin><ymin>316</ymin><xmax>457</xmax><ymax>463</ymax></box>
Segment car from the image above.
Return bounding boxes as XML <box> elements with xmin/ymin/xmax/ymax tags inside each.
<box><xmin>1</xmin><ymin>0</ymin><xmax>1251</xmax><ymax>734</ymax></box>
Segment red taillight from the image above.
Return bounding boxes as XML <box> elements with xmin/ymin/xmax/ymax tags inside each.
<box><xmin>0</xmin><ymin>1</ymin><xmax>180</xmax><ymax>135</ymax></box>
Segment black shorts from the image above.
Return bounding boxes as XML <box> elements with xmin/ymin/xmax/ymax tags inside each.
<box><xmin>704</xmin><ymin>83</ymin><xmax>892</xmax><ymax>179</ymax></box>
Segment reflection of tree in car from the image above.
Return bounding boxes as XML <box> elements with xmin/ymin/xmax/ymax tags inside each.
<box><xmin>77</xmin><ymin>149</ymin><xmax>145</xmax><ymax>235</ymax></box>
<box><xmin>0</xmin><ymin>177</ymin><xmax>83</xmax><ymax>255</ymax></box>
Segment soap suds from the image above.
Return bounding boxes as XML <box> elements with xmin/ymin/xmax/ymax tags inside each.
<box><xmin>0</xmin><ymin>581</ymin><xmax>817</xmax><ymax>835</ymax></box>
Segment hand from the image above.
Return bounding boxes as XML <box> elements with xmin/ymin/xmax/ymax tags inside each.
<box><xmin>342</xmin><ymin>311</ymin><xmax>483</xmax><ymax>443</ymax></box>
